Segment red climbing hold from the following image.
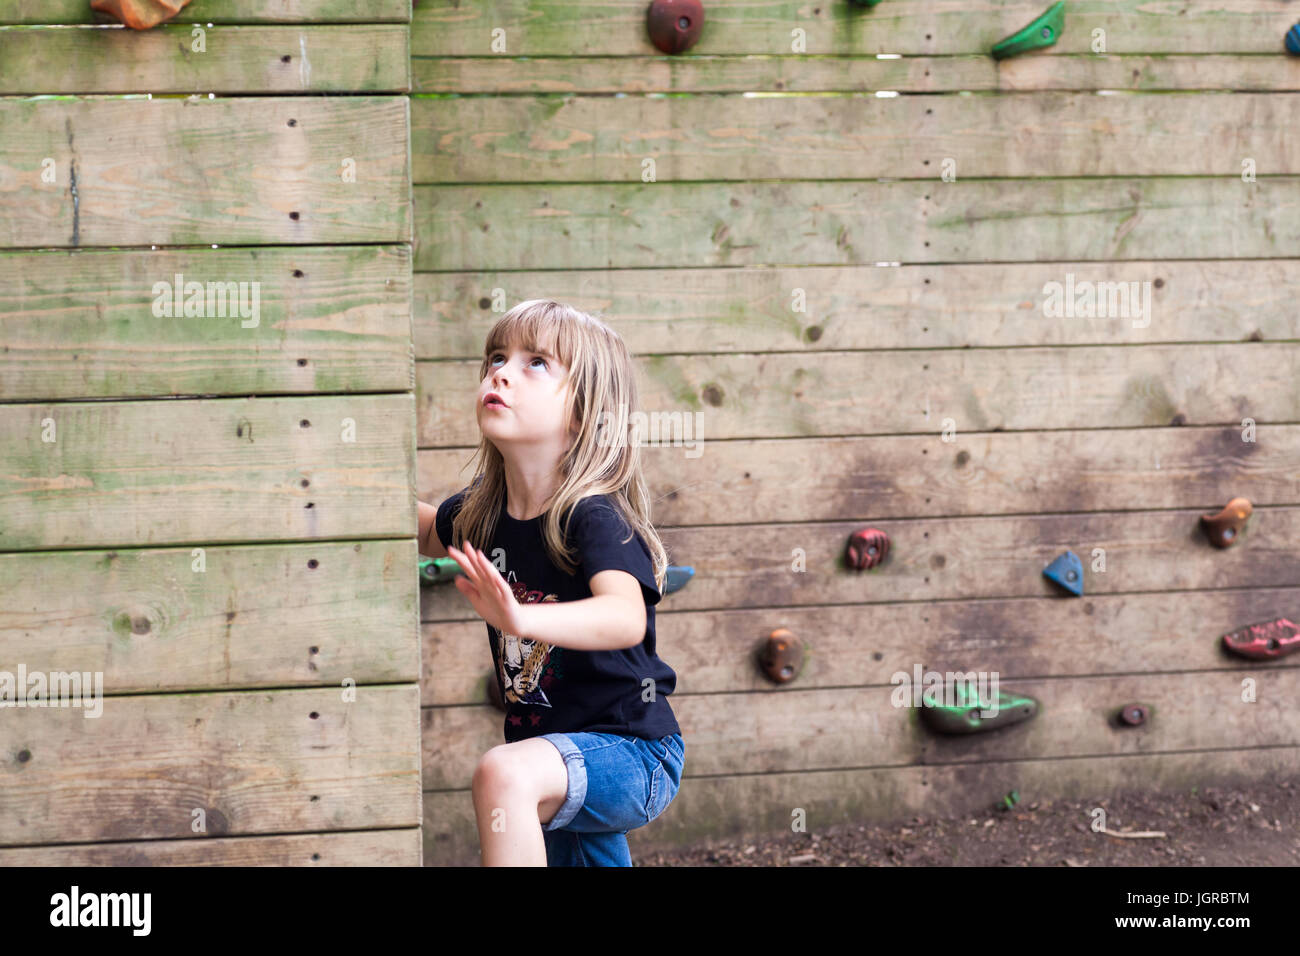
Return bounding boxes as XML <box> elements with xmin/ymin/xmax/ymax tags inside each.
<box><xmin>846</xmin><ymin>527</ymin><xmax>890</xmax><ymax>570</ymax></box>
<box><xmin>647</xmin><ymin>0</ymin><xmax>705</xmax><ymax>54</ymax></box>
<box><xmin>1221</xmin><ymin>617</ymin><xmax>1300</xmax><ymax>661</ymax></box>
<box><xmin>1119</xmin><ymin>704</ymin><xmax>1148</xmax><ymax>726</ymax></box>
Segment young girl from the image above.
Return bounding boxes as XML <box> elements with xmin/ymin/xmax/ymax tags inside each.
<box><xmin>416</xmin><ymin>299</ymin><xmax>684</xmax><ymax>867</ymax></box>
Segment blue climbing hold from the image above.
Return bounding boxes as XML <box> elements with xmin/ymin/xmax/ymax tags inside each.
<box><xmin>1042</xmin><ymin>550</ymin><xmax>1083</xmax><ymax>596</ymax></box>
<box><xmin>665</xmin><ymin>565</ymin><xmax>694</xmax><ymax>595</ymax></box>
<box><xmin>1288</xmin><ymin>24</ymin><xmax>1300</xmax><ymax>56</ymax></box>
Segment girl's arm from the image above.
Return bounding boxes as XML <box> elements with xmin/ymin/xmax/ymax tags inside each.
<box><xmin>417</xmin><ymin>499</ymin><xmax>449</xmax><ymax>559</ymax></box>
<box><xmin>446</xmin><ymin>542</ymin><xmax>645</xmax><ymax>651</ymax></box>
<box><xmin>516</xmin><ymin>570</ymin><xmax>646</xmax><ymax>651</ymax></box>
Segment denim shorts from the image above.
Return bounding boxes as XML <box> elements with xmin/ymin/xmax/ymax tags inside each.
<box><xmin>538</xmin><ymin>731</ymin><xmax>684</xmax><ymax>867</ymax></box>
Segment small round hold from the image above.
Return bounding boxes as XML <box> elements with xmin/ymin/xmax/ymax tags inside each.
<box><xmin>647</xmin><ymin>0</ymin><xmax>704</xmax><ymax>54</ymax></box>
<box><xmin>846</xmin><ymin>527</ymin><xmax>891</xmax><ymax>571</ymax></box>
<box><xmin>1287</xmin><ymin>24</ymin><xmax>1300</xmax><ymax>57</ymax></box>
<box><xmin>760</xmin><ymin>627</ymin><xmax>804</xmax><ymax>684</ymax></box>
<box><xmin>1120</xmin><ymin>704</ymin><xmax>1148</xmax><ymax>726</ymax></box>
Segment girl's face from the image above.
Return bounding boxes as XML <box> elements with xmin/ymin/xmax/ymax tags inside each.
<box><xmin>478</xmin><ymin>341</ymin><xmax>575</xmax><ymax>447</ymax></box>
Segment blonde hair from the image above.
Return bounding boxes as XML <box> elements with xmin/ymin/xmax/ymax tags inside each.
<box><xmin>446</xmin><ymin>299</ymin><xmax>668</xmax><ymax>597</ymax></box>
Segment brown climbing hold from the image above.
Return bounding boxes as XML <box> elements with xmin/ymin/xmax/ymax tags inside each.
<box><xmin>1119</xmin><ymin>704</ymin><xmax>1148</xmax><ymax>727</ymax></box>
<box><xmin>1200</xmin><ymin>496</ymin><xmax>1252</xmax><ymax>548</ymax></box>
<box><xmin>90</xmin><ymin>0</ymin><xmax>192</xmax><ymax>29</ymax></box>
<box><xmin>846</xmin><ymin>527</ymin><xmax>890</xmax><ymax>570</ymax></box>
<box><xmin>759</xmin><ymin>628</ymin><xmax>803</xmax><ymax>684</ymax></box>
<box><xmin>647</xmin><ymin>0</ymin><xmax>704</xmax><ymax>54</ymax></box>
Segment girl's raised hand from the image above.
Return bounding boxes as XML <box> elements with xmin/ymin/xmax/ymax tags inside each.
<box><xmin>445</xmin><ymin>542</ymin><xmax>530</xmax><ymax>637</ymax></box>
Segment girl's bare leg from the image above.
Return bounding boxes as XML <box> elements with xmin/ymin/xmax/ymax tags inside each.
<box><xmin>471</xmin><ymin>738</ymin><xmax>571</xmax><ymax>866</ymax></box>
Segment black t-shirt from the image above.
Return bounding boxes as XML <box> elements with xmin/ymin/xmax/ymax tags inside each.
<box><xmin>436</xmin><ymin>484</ymin><xmax>681</xmax><ymax>743</ymax></box>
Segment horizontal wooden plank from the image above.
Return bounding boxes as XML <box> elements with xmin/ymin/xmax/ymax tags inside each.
<box><xmin>0</xmin><ymin>829</ymin><xmax>421</xmax><ymax>865</ymax></box>
<box><xmin>421</xmin><ymin>424</ymin><xmax>1300</xmax><ymax>526</ymax></box>
<box><xmin>424</xmin><ymin>745</ymin><xmax>1300</xmax><ymax>863</ymax></box>
<box><xmin>413</xmin><ymin>54</ymin><xmax>1300</xmax><ymax>94</ymax></box>
<box><xmin>1</xmin><ymin>97</ymin><xmax>409</xmax><ymax>249</ymax></box>
<box><xmin>0</xmin><ymin>1</ymin><xmax>411</xmax><ymax>23</ymax></box>
<box><xmin>413</xmin><ymin>178</ymin><xmax>1300</xmax><ymax>270</ymax></box>
<box><xmin>0</xmin><ymin>246</ymin><xmax>412</xmax><ymax>401</ymax></box>
<box><xmin>412</xmin><ymin>0</ymin><xmax>1300</xmax><ymax>56</ymax></box>
<box><xmin>1</xmin><ymin>685</ymin><xmax>421</xmax><ymax>846</ymax></box>
<box><xmin>422</xmin><ymin>670</ymin><xmax>1300</xmax><ymax>789</ymax></box>
<box><xmin>0</xmin><ymin>25</ymin><xmax>409</xmax><ymax>94</ymax></box>
<box><xmin>415</xmin><ymin>261</ymin><xmax>1300</xmax><ymax>356</ymax></box>
<box><xmin>0</xmin><ymin>540</ymin><xmax>418</xmax><ymax>694</ymax></box>
<box><xmin>421</xmin><ymin>504</ymin><xmax>1300</xmax><ymax>610</ymax></box>
<box><xmin>417</xmin><ymin>343</ymin><xmax>1300</xmax><ymax>445</ymax></box>
<box><xmin>0</xmin><ymin>394</ymin><xmax>416</xmax><ymax>550</ymax></box>
<box><xmin>420</xmin><ymin>587</ymin><xmax>1300</xmax><ymax>703</ymax></box>
<box><xmin>413</xmin><ymin>92</ymin><xmax>1300</xmax><ymax>183</ymax></box>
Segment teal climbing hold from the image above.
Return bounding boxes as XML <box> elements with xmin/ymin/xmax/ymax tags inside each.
<box><xmin>665</xmin><ymin>565</ymin><xmax>694</xmax><ymax>595</ymax></box>
<box><xmin>1042</xmin><ymin>550</ymin><xmax>1083</xmax><ymax>596</ymax></box>
<box><xmin>1288</xmin><ymin>24</ymin><xmax>1300</xmax><ymax>56</ymax></box>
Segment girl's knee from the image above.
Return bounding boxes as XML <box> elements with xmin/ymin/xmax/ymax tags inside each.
<box><xmin>471</xmin><ymin>743</ymin><xmax>537</xmax><ymax>803</ymax></box>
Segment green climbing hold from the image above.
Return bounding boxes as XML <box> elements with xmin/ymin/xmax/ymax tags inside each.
<box><xmin>418</xmin><ymin>556</ymin><xmax>464</xmax><ymax>586</ymax></box>
<box><xmin>992</xmin><ymin>1</ymin><xmax>1065</xmax><ymax>60</ymax></box>
<box><xmin>920</xmin><ymin>683</ymin><xmax>1040</xmax><ymax>734</ymax></box>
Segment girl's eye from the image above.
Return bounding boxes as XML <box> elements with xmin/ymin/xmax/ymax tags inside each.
<box><xmin>489</xmin><ymin>353</ymin><xmax>547</xmax><ymax>369</ymax></box>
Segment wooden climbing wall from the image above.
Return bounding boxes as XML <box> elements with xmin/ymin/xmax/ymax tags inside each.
<box><xmin>0</xmin><ymin>2</ymin><xmax>420</xmax><ymax>864</ymax></box>
<box><xmin>416</xmin><ymin>0</ymin><xmax>1300</xmax><ymax>864</ymax></box>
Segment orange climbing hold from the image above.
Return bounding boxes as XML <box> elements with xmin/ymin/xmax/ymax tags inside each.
<box><xmin>90</xmin><ymin>0</ymin><xmax>193</xmax><ymax>29</ymax></box>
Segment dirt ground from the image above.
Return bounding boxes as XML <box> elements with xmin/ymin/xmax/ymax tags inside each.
<box><xmin>636</xmin><ymin>776</ymin><xmax>1300</xmax><ymax>866</ymax></box>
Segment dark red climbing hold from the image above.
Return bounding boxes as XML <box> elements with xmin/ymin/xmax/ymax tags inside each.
<box><xmin>760</xmin><ymin>627</ymin><xmax>804</xmax><ymax>684</ymax></box>
<box><xmin>1221</xmin><ymin>617</ymin><xmax>1300</xmax><ymax>661</ymax></box>
<box><xmin>647</xmin><ymin>0</ymin><xmax>705</xmax><ymax>54</ymax></box>
<box><xmin>1200</xmin><ymin>496</ymin><xmax>1252</xmax><ymax>548</ymax></box>
<box><xmin>846</xmin><ymin>527</ymin><xmax>890</xmax><ymax>570</ymax></box>
<box><xmin>1119</xmin><ymin>704</ymin><xmax>1148</xmax><ymax>726</ymax></box>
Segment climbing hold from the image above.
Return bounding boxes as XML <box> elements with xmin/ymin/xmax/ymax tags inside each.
<box><xmin>846</xmin><ymin>527</ymin><xmax>890</xmax><ymax>571</ymax></box>
<box><xmin>848</xmin><ymin>0</ymin><xmax>884</xmax><ymax>6</ymax></box>
<box><xmin>1287</xmin><ymin>24</ymin><xmax>1300</xmax><ymax>56</ymax></box>
<box><xmin>418</xmin><ymin>557</ymin><xmax>464</xmax><ymax>586</ymax></box>
<box><xmin>647</xmin><ymin>0</ymin><xmax>705</xmax><ymax>54</ymax></box>
<box><xmin>1042</xmin><ymin>550</ymin><xmax>1083</xmax><ymax>596</ymax></box>
<box><xmin>997</xmin><ymin>790</ymin><xmax>1020</xmax><ymax>812</ymax></box>
<box><xmin>665</xmin><ymin>565</ymin><xmax>694</xmax><ymax>595</ymax></box>
<box><xmin>1221</xmin><ymin>617</ymin><xmax>1300</xmax><ymax>661</ymax></box>
<box><xmin>920</xmin><ymin>685</ymin><xmax>1039</xmax><ymax>734</ymax></box>
<box><xmin>90</xmin><ymin>0</ymin><xmax>192</xmax><ymax>29</ymax></box>
<box><xmin>486</xmin><ymin>670</ymin><xmax>506</xmax><ymax>712</ymax></box>
<box><xmin>1200</xmin><ymin>496</ymin><xmax>1252</xmax><ymax>548</ymax></box>
<box><xmin>759</xmin><ymin>627</ymin><xmax>804</xmax><ymax>684</ymax></box>
<box><xmin>991</xmin><ymin>1</ymin><xmax>1065</xmax><ymax>60</ymax></box>
<box><xmin>1119</xmin><ymin>703</ymin><xmax>1148</xmax><ymax>727</ymax></box>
